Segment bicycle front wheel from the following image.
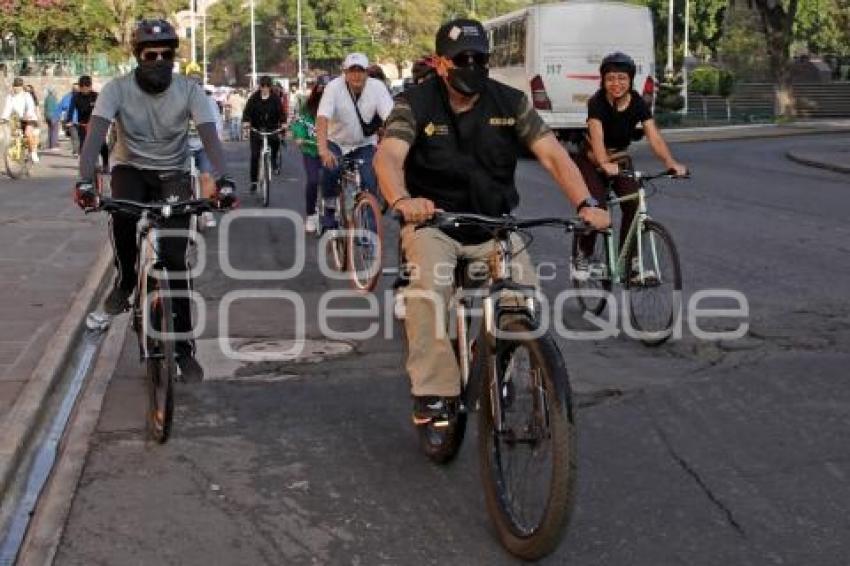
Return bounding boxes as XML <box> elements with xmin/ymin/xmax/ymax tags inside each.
<box><xmin>479</xmin><ymin>317</ymin><xmax>576</xmax><ymax>560</ymax></box>
<box><xmin>261</xmin><ymin>153</ymin><xmax>271</xmax><ymax>207</ymax></box>
<box><xmin>347</xmin><ymin>193</ymin><xmax>384</xmax><ymax>291</ymax></box>
<box><xmin>144</xmin><ymin>272</ymin><xmax>176</xmax><ymax>443</ymax></box>
<box><xmin>626</xmin><ymin>219</ymin><xmax>682</xmax><ymax>346</ymax></box>
<box><xmin>5</xmin><ymin>143</ymin><xmax>27</xmax><ymax>179</ymax></box>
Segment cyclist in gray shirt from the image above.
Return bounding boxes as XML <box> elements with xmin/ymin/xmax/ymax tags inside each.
<box><xmin>74</xmin><ymin>19</ymin><xmax>236</xmax><ymax>383</ymax></box>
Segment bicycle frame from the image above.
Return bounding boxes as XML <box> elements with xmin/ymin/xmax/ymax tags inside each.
<box><xmin>134</xmin><ymin>211</ymin><xmax>163</xmax><ymax>361</ymax></box>
<box><xmin>599</xmin><ymin>185</ymin><xmax>664</xmax><ymax>286</ymax></box>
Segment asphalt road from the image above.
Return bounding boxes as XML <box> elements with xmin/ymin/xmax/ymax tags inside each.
<box><xmin>51</xmin><ymin>134</ymin><xmax>850</xmax><ymax>565</ymax></box>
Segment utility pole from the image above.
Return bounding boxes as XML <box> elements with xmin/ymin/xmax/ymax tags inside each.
<box><xmin>190</xmin><ymin>0</ymin><xmax>197</xmax><ymax>63</ymax></box>
<box><xmin>250</xmin><ymin>0</ymin><xmax>257</xmax><ymax>88</ymax></box>
<box><xmin>202</xmin><ymin>0</ymin><xmax>208</xmax><ymax>83</ymax></box>
<box><xmin>666</xmin><ymin>0</ymin><xmax>674</xmax><ymax>75</ymax></box>
<box><xmin>683</xmin><ymin>0</ymin><xmax>690</xmax><ymax>115</ymax></box>
<box><xmin>297</xmin><ymin>0</ymin><xmax>304</xmax><ymax>92</ymax></box>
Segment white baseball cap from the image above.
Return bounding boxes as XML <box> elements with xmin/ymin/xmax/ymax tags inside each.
<box><xmin>343</xmin><ymin>52</ymin><xmax>369</xmax><ymax>70</ymax></box>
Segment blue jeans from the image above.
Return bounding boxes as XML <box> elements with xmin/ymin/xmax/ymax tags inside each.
<box><xmin>320</xmin><ymin>142</ymin><xmax>377</xmax><ymax>200</ymax></box>
<box><xmin>229</xmin><ymin>118</ymin><xmax>242</xmax><ymax>141</ymax></box>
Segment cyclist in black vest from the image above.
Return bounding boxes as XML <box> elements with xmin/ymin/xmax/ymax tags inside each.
<box><xmin>375</xmin><ymin>18</ymin><xmax>610</xmax><ymax>428</ymax></box>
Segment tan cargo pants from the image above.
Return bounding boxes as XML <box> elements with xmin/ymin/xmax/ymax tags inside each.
<box><xmin>401</xmin><ymin>226</ymin><xmax>538</xmax><ymax>397</ymax></box>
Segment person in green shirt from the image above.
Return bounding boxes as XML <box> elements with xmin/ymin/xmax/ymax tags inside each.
<box><xmin>44</xmin><ymin>87</ymin><xmax>59</xmax><ymax>149</ymax></box>
<box><xmin>290</xmin><ymin>75</ymin><xmax>330</xmax><ymax>233</ymax></box>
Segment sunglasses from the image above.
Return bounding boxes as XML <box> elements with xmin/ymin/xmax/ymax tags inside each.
<box><xmin>140</xmin><ymin>50</ymin><xmax>175</xmax><ymax>62</ymax></box>
<box><xmin>451</xmin><ymin>52</ymin><xmax>489</xmax><ymax>68</ymax></box>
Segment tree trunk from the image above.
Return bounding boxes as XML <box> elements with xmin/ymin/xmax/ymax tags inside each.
<box><xmin>754</xmin><ymin>0</ymin><xmax>799</xmax><ymax>117</ymax></box>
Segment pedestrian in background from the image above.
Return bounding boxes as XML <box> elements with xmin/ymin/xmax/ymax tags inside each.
<box><xmin>44</xmin><ymin>87</ymin><xmax>59</xmax><ymax>149</ymax></box>
<box><xmin>56</xmin><ymin>83</ymin><xmax>80</xmax><ymax>156</ymax></box>
<box><xmin>225</xmin><ymin>89</ymin><xmax>246</xmax><ymax>141</ymax></box>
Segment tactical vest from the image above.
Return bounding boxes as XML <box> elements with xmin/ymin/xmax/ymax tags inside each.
<box><xmin>402</xmin><ymin>78</ymin><xmax>524</xmax><ymax>241</ymax></box>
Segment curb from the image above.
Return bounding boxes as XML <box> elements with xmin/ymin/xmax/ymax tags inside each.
<box><xmin>17</xmin><ymin>314</ymin><xmax>129</xmax><ymax>566</ymax></box>
<box><xmin>661</xmin><ymin>125</ymin><xmax>850</xmax><ymax>144</ymax></box>
<box><xmin>0</xmin><ymin>244</ymin><xmax>113</xmax><ymax>504</ymax></box>
<box><xmin>785</xmin><ymin>150</ymin><xmax>850</xmax><ymax>175</ymax></box>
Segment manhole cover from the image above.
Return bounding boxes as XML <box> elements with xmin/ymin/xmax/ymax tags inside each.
<box><xmin>237</xmin><ymin>339</ymin><xmax>353</xmax><ymax>362</ymax></box>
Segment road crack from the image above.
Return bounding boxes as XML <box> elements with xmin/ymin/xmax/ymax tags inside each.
<box><xmin>651</xmin><ymin>416</ymin><xmax>747</xmax><ymax>538</ymax></box>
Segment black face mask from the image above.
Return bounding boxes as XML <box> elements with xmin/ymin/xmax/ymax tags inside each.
<box><xmin>134</xmin><ymin>60</ymin><xmax>173</xmax><ymax>94</ymax></box>
<box><xmin>447</xmin><ymin>65</ymin><xmax>489</xmax><ymax>96</ymax></box>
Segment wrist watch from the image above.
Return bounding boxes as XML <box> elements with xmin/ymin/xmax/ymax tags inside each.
<box><xmin>576</xmin><ymin>196</ymin><xmax>600</xmax><ymax>213</ymax></box>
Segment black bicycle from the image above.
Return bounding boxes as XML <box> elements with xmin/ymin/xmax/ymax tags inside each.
<box><xmin>396</xmin><ymin>211</ymin><xmax>585</xmax><ymax>560</ymax></box>
<box><xmin>89</xmin><ymin>197</ymin><xmax>218</xmax><ymax>443</ymax></box>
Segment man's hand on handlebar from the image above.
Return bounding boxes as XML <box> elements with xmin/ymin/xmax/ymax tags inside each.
<box><xmin>319</xmin><ymin>148</ymin><xmax>337</xmax><ymax>169</ymax></box>
<box><xmin>214</xmin><ymin>176</ymin><xmax>239</xmax><ymax>209</ymax></box>
<box><xmin>73</xmin><ymin>180</ymin><xmax>99</xmax><ymax>210</ymax></box>
<box><xmin>579</xmin><ymin>206</ymin><xmax>610</xmax><ymax>230</ymax></box>
<box><xmin>393</xmin><ymin>197</ymin><xmax>436</xmax><ymax>224</ymax></box>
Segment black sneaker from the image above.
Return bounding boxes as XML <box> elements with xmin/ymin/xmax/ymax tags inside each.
<box><xmin>249</xmin><ymin>182</ymin><xmax>258</xmax><ymax>193</ymax></box>
<box><xmin>103</xmin><ymin>286</ymin><xmax>131</xmax><ymax>315</ymax></box>
<box><xmin>413</xmin><ymin>396</ymin><xmax>459</xmax><ymax>427</ymax></box>
<box><xmin>176</xmin><ymin>343</ymin><xmax>204</xmax><ymax>383</ymax></box>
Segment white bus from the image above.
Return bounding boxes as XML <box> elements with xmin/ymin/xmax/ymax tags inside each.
<box><xmin>484</xmin><ymin>1</ymin><xmax>655</xmax><ymax>142</ymax></box>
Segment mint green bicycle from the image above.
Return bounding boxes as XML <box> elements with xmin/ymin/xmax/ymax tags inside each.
<box><xmin>570</xmin><ymin>169</ymin><xmax>687</xmax><ymax>346</ymax></box>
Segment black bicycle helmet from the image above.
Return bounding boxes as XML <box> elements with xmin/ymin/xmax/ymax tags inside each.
<box><xmin>599</xmin><ymin>52</ymin><xmax>636</xmax><ymax>80</ymax></box>
<box><xmin>131</xmin><ymin>19</ymin><xmax>179</xmax><ymax>57</ymax></box>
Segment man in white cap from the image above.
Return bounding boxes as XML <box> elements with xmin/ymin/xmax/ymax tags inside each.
<box><xmin>316</xmin><ymin>52</ymin><xmax>394</xmax><ymax>229</ymax></box>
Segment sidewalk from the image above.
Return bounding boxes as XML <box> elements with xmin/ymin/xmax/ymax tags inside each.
<box><xmin>0</xmin><ymin>148</ymin><xmax>109</xmax><ymax>494</ymax></box>
<box><xmin>660</xmin><ymin>118</ymin><xmax>850</xmax><ymax>144</ymax></box>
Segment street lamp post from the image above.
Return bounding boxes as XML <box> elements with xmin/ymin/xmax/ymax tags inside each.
<box><xmin>683</xmin><ymin>0</ymin><xmax>690</xmax><ymax>115</ymax></box>
<box><xmin>666</xmin><ymin>0</ymin><xmax>674</xmax><ymax>75</ymax></box>
<box><xmin>190</xmin><ymin>0</ymin><xmax>197</xmax><ymax>63</ymax></box>
<box><xmin>297</xmin><ymin>0</ymin><xmax>304</xmax><ymax>92</ymax></box>
<box><xmin>250</xmin><ymin>0</ymin><xmax>257</xmax><ymax>88</ymax></box>
<box><xmin>202</xmin><ymin>0</ymin><xmax>208</xmax><ymax>83</ymax></box>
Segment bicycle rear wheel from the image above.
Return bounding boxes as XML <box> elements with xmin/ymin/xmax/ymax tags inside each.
<box><xmin>570</xmin><ymin>231</ymin><xmax>611</xmax><ymax>315</ymax></box>
<box><xmin>347</xmin><ymin>193</ymin><xmax>384</xmax><ymax>291</ymax></box>
<box><xmin>479</xmin><ymin>316</ymin><xmax>576</xmax><ymax>560</ymax></box>
<box><xmin>261</xmin><ymin>153</ymin><xmax>271</xmax><ymax>207</ymax></box>
<box><xmin>144</xmin><ymin>272</ymin><xmax>175</xmax><ymax>443</ymax></box>
<box><xmin>626</xmin><ymin>219</ymin><xmax>682</xmax><ymax>346</ymax></box>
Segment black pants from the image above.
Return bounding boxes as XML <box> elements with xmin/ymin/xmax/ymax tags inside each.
<box><xmin>572</xmin><ymin>151</ymin><xmax>639</xmax><ymax>256</ymax></box>
<box><xmin>77</xmin><ymin>123</ymin><xmax>110</xmax><ymax>171</ymax></box>
<box><xmin>110</xmin><ymin>166</ymin><xmax>194</xmax><ymax>347</ymax></box>
<box><xmin>249</xmin><ymin>131</ymin><xmax>280</xmax><ymax>183</ymax></box>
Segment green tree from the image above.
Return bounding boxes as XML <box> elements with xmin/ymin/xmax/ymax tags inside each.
<box><xmin>753</xmin><ymin>0</ymin><xmax>800</xmax><ymax>116</ymax></box>
<box><xmin>368</xmin><ymin>0</ymin><xmax>443</xmax><ymax>75</ymax></box>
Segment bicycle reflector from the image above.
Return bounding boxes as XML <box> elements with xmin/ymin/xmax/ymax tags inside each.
<box><xmin>530</xmin><ymin>75</ymin><xmax>552</xmax><ymax>111</ymax></box>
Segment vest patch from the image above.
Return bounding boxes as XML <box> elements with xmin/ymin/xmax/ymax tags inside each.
<box><xmin>423</xmin><ymin>122</ymin><xmax>450</xmax><ymax>136</ymax></box>
<box><xmin>489</xmin><ymin>117</ymin><xmax>516</xmax><ymax>126</ymax></box>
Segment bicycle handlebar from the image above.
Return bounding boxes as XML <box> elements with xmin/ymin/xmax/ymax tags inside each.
<box><xmin>395</xmin><ymin>211</ymin><xmax>591</xmax><ymax>234</ymax></box>
<box><xmin>89</xmin><ymin>197</ymin><xmax>215</xmax><ymax>218</ymax></box>
<box><xmin>618</xmin><ymin>169</ymin><xmax>691</xmax><ymax>181</ymax></box>
<box><xmin>250</xmin><ymin>127</ymin><xmax>285</xmax><ymax>136</ymax></box>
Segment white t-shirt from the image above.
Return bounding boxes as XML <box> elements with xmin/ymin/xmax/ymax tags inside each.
<box><xmin>317</xmin><ymin>76</ymin><xmax>394</xmax><ymax>154</ymax></box>
<box><xmin>1</xmin><ymin>91</ymin><xmax>38</xmax><ymax>122</ymax></box>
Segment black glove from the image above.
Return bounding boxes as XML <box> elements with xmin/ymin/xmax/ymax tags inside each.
<box><xmin>214</xmin><ymin>176</ymin><xmax>238</xmax><ymax>209</ymax></box>
<box><xmin>74</xmin><ymin>181</ymin><xmax>99</xmax><ymax>210</ymax></box>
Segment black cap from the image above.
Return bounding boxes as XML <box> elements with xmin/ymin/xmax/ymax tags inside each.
<box><xmin>435</xmin><ymin>19</ymin><xmax>489</xmax><ymax>58</ymax></box>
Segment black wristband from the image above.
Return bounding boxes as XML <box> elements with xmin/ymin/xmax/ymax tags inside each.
<box><xmin>577</xmin><ymin>196</ymin><xmax>600</xmax><ymax>213</ymax></box>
